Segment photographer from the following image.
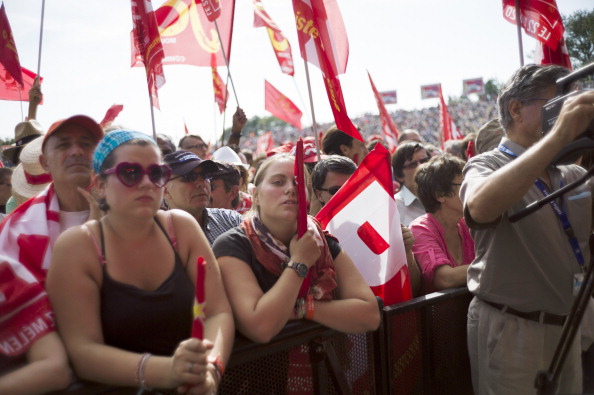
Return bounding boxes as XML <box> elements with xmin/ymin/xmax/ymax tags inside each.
<box><xmin>462</xmin><ymin>64</ymin><xmax>594</xmax><ymax>394</ymax></box>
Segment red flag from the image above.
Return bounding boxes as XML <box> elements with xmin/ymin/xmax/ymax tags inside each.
<box><xmin>256</xmin><ymin>131</ymin><xmax>274</xmax><ymax>155</ymax></box>
<box><xmin>211</xmin><ymin>67</ymin><xmax>228</xmax><ymax>114</ymax></box>
<box><xmin>502</xmin><ymin>0</ymin><xmax>564</xmax><ymax>51</ymax></box>
<box><xmin>253</xmin><ymin>0</ymin><xmax>294</xmax><ymax>76</ymax></box>
<box><xmin>264</xmin><ymin>80</ymin><xmax>303</xmax><ymax>130</ymax></box>
<box><xmin>192</xmin><ymin>257</ymin><xmax>206</xmax><ymax>339</ymax></box>
<box><xmin>316</xmin><ymin>144</ymin><xmax>412</xmax><ymax>305</ymax></box>
<box><xmin>99</xmin><ymin>104</ymin><xmax>124</xmax><ymax>127</ymax></box>
<box><xmin>420</xmin><ymin>84</ymin><xmax>440</xmax><ymax>99</ymax></box>
<box><xmin>130</xmin><ymin>0</ymin><xmax>166</xmax><ymax>109</ymax></box>
<box><xmin>462</xmin><ymin>78</ymin><xmax>484</xmax><ymax>95</ymax></box>
<box><xmin>0</xmin><ymin>65</ymin><xmax>42</xmax><ymax>102</ymax></box>
<box><xmin>184</xmin><ymin>120</ymin><xmax>190</xmax><ymax>135</ymax></box>
<box><xmin>198</xmin><ymin>0</ymin><xmax>221</xmax><ymax>22</ymax></box>
<box><xmin>368</xmin><ymin>72</ymin><xmax>399</xmax><ymax>153</ymax></box>
<box><xmin>154</xmin><ymin>0</ymin><xmax>235</xmax><ymax>67</ymax></box>
<box><xmin>292</xmin><ymin>0</ymin><xmax>362</xmax><ymax>142</ymax></box>
<box><xmin>294</xmin><ymin>137</ymin><xmax>307</xmax><ymax>238</ymax></box>
<box><xmin>439</xmin><ymin>87</ymin><xmax>463</xmax><ymax>148</ymax></box>
<box><xmin>536</xmin><ymin>36</ymin><xmax>572</xmax><ymax>70</ymax></box>
<box><xmin>0</xmin><ymin>4</ymin><xmax>24</xmax><ymax>87</ymax></box>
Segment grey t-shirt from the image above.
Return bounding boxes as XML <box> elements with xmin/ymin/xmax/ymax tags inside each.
<box><xmin>461</xmin><ymin>138</ymin><xmax>592</xmax><ymax>315</ymax></box>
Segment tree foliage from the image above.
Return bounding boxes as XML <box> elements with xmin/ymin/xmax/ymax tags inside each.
<box><xmin>564</xmin><ymin>9</ymin><xmax>594</xmax><ymax>69</ymax></box>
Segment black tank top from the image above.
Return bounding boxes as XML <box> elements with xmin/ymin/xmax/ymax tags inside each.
<box><xmin>97</xmin><ymin>217</ymin><xmax>194</xmax><ymax>356</ymax></box>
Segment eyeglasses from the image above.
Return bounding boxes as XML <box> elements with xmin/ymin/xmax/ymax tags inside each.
<box><xmin>402</xmin><ymin>157</ymin><xmax>430</xmax><ymax>170</ymax></box>
<box><xmin>170</xmin><ymin>171</ymin><xmax>212</xmax><ymax>183</ymax></box>
<box><xmin>183</xmin><ymin>143</ymin><xmax>208</xmax><ymax>151</ymax></box>
<box><xmin>317</xmin><ymin>185</ymin><xmax>341</xmax><ymax>195</ymax></box>
<box><xmin>451</xmin><ymin>183</ymin><xmax>462</xmax><ymax>187</ymax></box>
<box><xmin>103</xmin><ymin>162</ymin><xmax>171</xmax><ymax>188</ymax></box>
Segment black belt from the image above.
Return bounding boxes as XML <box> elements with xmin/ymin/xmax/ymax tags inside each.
<box><xmin>481</xmin><ymin>299</ymin><xmax>567</xmax><ymax>327</ymax></box>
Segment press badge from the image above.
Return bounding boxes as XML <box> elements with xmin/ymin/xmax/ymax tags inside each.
<box><xmin>574</xmin><ymin>272</ymin><xmax>585</xmax><ymax>296</ymax></box>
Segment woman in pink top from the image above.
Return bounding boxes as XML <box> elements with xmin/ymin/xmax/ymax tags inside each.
<box><xmin>409</xmin><ymin>154</ymin><xmax>475</xmax><ymax>295</ymax></box>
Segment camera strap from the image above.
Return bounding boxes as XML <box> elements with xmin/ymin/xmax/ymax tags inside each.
<box><xmin>498</xmin><ymin>143</ymin><xmax>585</xmax><ymax>267</ymax></box>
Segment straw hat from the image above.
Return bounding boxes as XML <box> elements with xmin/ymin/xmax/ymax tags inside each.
<box><xmin>475</xmin><ymin>119</ymin><xmax>504</xmax><ymax>154</ymax></box>
<box><xmin>11</xmin><ymin>137</ymin><xmax>52</xmax><ymax>205</ymax></box>
<box><xmin>2</xmin><ymin>120</ymin><xmax>44</xmax><ymax>165</ymax></box>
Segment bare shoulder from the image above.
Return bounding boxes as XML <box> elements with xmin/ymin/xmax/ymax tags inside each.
<box><xmin>51</xmin><ymin>220</ymin><xmax>102</xmax><ymax>274</ymax></box>
<box><xmin>157</xmin><ymin>209</ymin><xmax>199</xmax><ymax>230</ymax></box>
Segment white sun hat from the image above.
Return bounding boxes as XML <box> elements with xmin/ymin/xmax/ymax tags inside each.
<box><xmin>11</xmin><ymin>137</ymin><xmax>52</xmax><ymax>205</ymax></box>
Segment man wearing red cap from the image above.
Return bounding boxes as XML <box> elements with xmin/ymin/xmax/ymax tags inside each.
<box><xmin>0</xmin><ymin>115</ymin><xmax>103</xmax><ymax>285</ymax></box>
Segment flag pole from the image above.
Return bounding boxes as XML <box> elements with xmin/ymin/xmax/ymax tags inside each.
<box><xmin>37</xmin><ymin>0</ymin><xmax>46</xmax><ymax>76</ymax></box>
<box><xmin>303</xmin><ymin>59</ymin><xmax>321</xmax><ymax>161</ymax></box>
<box><xmin>514</xmin><ymin>0</ymin><xmax>524</xmax><ymax>66</ymax></box>
<box><xmin>18</xmin><ymin>85</ymin><xmax>23</xmax><ymax>120</ymax></box>
<box><xmin>214</xmin><ymin>20</ymin><xmax>240</xmax><ymax>108</ymax></box>
<box><xmin>220</xmin><ymin>72</ymin><xmax>230</xmax><ymax>148</ymax></box>
<box><xmin>148</xmin><ymin>95</ymin><xmax>157</xmax><ymax>140</ymax></box>
<box><xmin>292</xmin><ymin>77</ymin><xmax>313</xmax><ymax>133</ymax></box>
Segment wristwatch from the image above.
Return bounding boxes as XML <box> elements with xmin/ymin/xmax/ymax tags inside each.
<box><xmin>285</xmin><ymin>261</ymin><xmax>309</xmax><ymax>278</ymax></box>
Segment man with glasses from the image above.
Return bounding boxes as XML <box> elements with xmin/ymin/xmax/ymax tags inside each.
<box><xmin>462</xmin><ymin>64</ymin><xmax>594</xmax><ymax>394</ymax></box>
<box><xmin>163</xmin><ymin>150</ymin><xmax>242</xmax><ymax>245</ymax></box>
<box><xmin>311</xmin><ymin>155</ymin><xmax>357</xmax><ymax>216</ymax></box>
<box><xmin>392</xmin><ymin>141</ymin><xmax>431</xmax><ymax>226</ymax></box>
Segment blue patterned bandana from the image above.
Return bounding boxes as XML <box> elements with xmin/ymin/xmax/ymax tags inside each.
<box><xmin>93</xmin><ymin>130</ymin><xmax>155</xmax><ymax>173</ymax></box>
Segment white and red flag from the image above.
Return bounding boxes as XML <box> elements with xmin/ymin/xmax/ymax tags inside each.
<box><xmin>420</xmin><ymin>84</ymin><xmax>440</xmax><ymax>99</ymax></box>
<box><xmin>368</xmin><ymin>72</ymin><xmax>399</xmax><ymax>153</ymax></box>
<box><xmin>0</xmin><ymin>65</ymin><xmax>42</xmax><ymax>102</ymax></box>
<box><xmin>462</xmin><ymin>78</ymin><xmax>484</xmax><ymax>95</ymax></box>
<box><xmin>198</xmin><ymin>0</ymin><xmax>221</xmax><ymax>22</ymax></box>
<box><xmin>265</xmin><ymin>80</ymin><xmax>303</xmax><ymax>130</ymax></box>
<box><xmin>502</xmin><ymin>0</ymin><xmax>565</xmax><ymax>52</ymax></box>
<box><xmin>439</xmin><ymin>88</ymin><xmax>463</xmax><ymax>148</ymax></box>
<box><xmin>316</xmin><ymin>144</ymin><xmax>412</xmax><ymax>305</ymax></box>
<box><xmin>291</xmin><ymin>0</ymin><xmax>362</xmax><ymax>142</ymax></box>
<box><xmin>0</xmin><ymin>3</ymin><xmax>23</xmax><ymax>87</ymax></box>
<box><xmin>256</xmin><ymin>131</ymin><xmax>274</xmax><ymax>155</ymax></box>
<box><xmin>380</xmin><ymin>90</ymin><xmax>397</xmax><ymax>104</ymax></box>
<box><xmin>130</xmin><ymin>0</ymin><xmax>166</xmax><ymax>109</ymax></box>
<box><xmin>253</xmin><ymin>0</ymin><xmax>294</xmax><ymax>76</ymax></box>
<box><xmin>155</xmin><ymin>0</ymin><xmax>235</xmax><ymax>67</ymax></box>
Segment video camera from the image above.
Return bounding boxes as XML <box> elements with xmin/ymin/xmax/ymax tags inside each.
<box><xmin>541</xmin><ymin>62</ymin><xmax>594</xmax><ymax>164</ymax></box>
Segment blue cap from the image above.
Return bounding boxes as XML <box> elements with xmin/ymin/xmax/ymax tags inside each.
<box><xmin>93</xmin><ymin>130</ymin><xmax>155</xmax><ymax>173</ymax></box>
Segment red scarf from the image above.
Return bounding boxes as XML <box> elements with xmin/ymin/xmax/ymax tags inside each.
<box><xmin>241</xmin><ymin>215</ymin><xmax>337</xmax><ymax>301</ymax></box>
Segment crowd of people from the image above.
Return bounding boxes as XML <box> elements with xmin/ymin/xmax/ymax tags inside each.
<box><xmin>1</xmin><ymin>64</ymin><xmax>594</xmax><ymax>394</ymax></box>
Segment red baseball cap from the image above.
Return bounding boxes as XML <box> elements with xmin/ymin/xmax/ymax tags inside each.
<box><xmin>42</xmin><ymin>115</ymin><xmax>104</xmax><ymax>152</ymax></box>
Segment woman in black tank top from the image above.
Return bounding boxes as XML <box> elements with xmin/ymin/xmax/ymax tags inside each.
<box><xmin>47</xmin><ymin>130</ymin><xmax>234</xmax><ymax>394</ymax></box>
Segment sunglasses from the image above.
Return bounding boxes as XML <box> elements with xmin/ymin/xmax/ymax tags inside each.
<box><xmin>402</xmin><ymin>157</ymin><xmax>430</xmax><ymax>170</ymax></box>
<box><xmin>317</xmin><ymin>185</ymin><xmax>341</xmax><ymax>196</ymax></box>
<box><xmin>103</xmin><ymin>162</ymin><xmax>171</xmax><ymax>188</ymax></box>
<box><xmin>170</xmin><ymin>171</ymin><xmax>212</xmax><ymax>183</ymax></box>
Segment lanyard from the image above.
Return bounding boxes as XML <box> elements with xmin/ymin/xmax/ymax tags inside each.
<box><xmin>498</xmin><ymin>144</ymin><xmax>585</xmax><ymax>267</ymax></box>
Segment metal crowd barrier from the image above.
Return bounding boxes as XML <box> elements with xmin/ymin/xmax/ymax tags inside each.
<box><xmin>56</xmin><ymin>287</ymin><xmax>473</xmax><ymax>394</ymax></box>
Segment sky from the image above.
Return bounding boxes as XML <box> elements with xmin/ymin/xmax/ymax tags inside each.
<box><xmin>0</xmin><ymin>0</ymin><xmax>592</xmax><ymax>144</ymax></box>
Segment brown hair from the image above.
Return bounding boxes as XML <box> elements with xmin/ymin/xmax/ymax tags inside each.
<box><xmin>414</xmin><ymin>154</ymin><xmax>465</xmax><ymax>213</ymax></box>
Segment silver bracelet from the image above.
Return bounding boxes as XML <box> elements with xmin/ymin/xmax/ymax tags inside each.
<box><xmin>135</xmin><ymin>352</ymin><xmax>152</xmax><ymax>390</ymax></box>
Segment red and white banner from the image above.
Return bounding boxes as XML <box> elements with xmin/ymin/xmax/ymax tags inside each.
<box><xmin>421</xmin><ymin>84</ymin><xmax>440</xmax><ymax>99</ymax></box>
<box><xmin>0</xmin><ymin>254</ymin><xmax>55</xmax><ymax>357</ymax></box>
<box><xmin>253</xmin><ymin>0</ymin><xmax>294</xmax><ymax>76</ymax></box>
<box><xmin>256</xmin><ymin>131</ymin><xmax>274</xmax><ymax>155</ymax></box>
<box><xmin>502</xmin><ymin>0</ymin><xmax>564</xmax><ymax>51</ymax></box>
<box><xmin>0</xmin><ymin>65</ymin><xmax>42</xmax><ymax>102</ymax></box>
<box><xmin>292</xmin><ymin>0</ymin><xmax>362</xmax><ymax>142</ymax></box>
<box><xmin>368</xmin><ymin>72</ymin><xmax>398</xmax><ymax>153</ymax></box>
<box><xmin>212</xmin><ymin>67</ymin><xmax>228</xmax><ymax>114</ymax></box>
<box><xmin>99</xmin><ymin>104</ymin><xmax>124</xmax><ymax>127</ymax></box>
<box><xmin>131</xmin><ymin>0</ymin><xmax>166</xmax><ymax>109</ymax></box>
<box><xmin>265</xmin><ymin>80</ymin><xmax>302</xmax><ymax>130</ymax></box>
<box><xmin>316</xmin><ymin>144</ymin><xmax>412</xmax><ymax>305</ymax></box>
<box><xmin>0</xmin><ymin>4</ymin><xmax>23</xmax><ymax>87</ymax></box>
<box><xmin>439</xmin><ymin>89</ymin><xmax>463</xmax><ymax>148</ymax></box>
<box><xmin>154</xmin><ymin>0</ymin><xmax>235</xmax><ymax>67</ymax></box>
<box><xmin>462</xmin><ymin>78</ymin><xmax>484</xmax><ymax>95</ymax></box>
<box><xmin>380</xmin><ymin>90</ymin><xmax>397</xmax><ymax>104</ymax></box>
<box><xmin>536</xmin><ymin>36</ymin><xmax>572</xmax><ymax>70</ymax></box>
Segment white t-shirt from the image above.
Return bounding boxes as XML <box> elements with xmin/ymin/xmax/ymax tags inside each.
<box><xmin>60</xmin><ymin>210</ymin><xmax>90</xmax><ymax>233</ymax></box>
